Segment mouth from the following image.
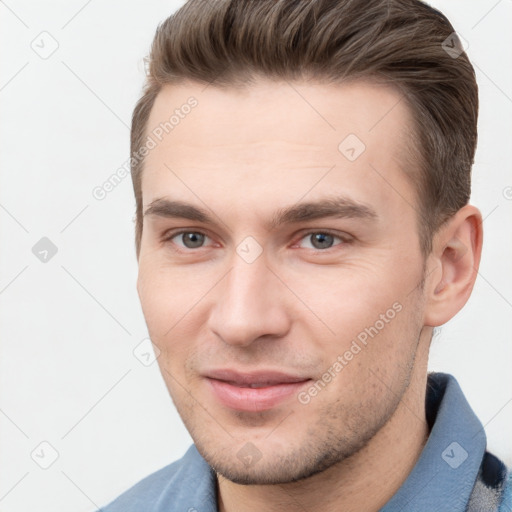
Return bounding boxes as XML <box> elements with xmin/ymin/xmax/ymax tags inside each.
<box><xmin>224</xmin><ymin>381</ymin><xmax>296</xmax><ymax>388</ymax></box>
<box><xmin>204</xmin><ymin>369</ymin><xmax>312</xmax><ymax>412</ymax></box>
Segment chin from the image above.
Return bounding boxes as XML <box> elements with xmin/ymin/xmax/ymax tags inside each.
<box><xmin>196</xmin><ymin>436</ymin><xmax>362</xmax><ymax>486</ymax></box>
<box><xmin>214</xmin><ymin>462</ymin><xmax>334</xmax><ymax>486</ymax></box>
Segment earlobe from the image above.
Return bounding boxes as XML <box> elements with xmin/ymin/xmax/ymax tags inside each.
<box><xmin>424</xmin><ymin>205</ymin><xmax>483</xmax><ymax>327</ymax></box>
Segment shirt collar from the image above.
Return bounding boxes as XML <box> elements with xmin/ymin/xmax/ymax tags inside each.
<box><xmin>380</xmin><ymin>371</ymin><xmax>487</xmax><ymax>511</ymax></box>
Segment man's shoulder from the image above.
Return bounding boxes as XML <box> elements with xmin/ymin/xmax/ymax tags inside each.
<box><xmin>100</xmin><ymin>460</ymin><xmax>182</xmax><ymax>511</ymax></box>
<box><xmin>99</xmin><ymin>444</ymin><xmax>216</xmax><ymax>512</ymax></box>
<box><xmin>498</xmin><ymin>466</ymin><xmax>512</xmax><ymax>512</ymax></box>
<box><xmin>471</xmin><ymin>450</ymin><xmax>512</xmax><ymax>512</ymax></box>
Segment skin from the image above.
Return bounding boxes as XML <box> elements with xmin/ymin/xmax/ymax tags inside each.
<box><xmin>136</xmin><ymin>79</ymin><xmax>483</xmax><ymax>512</ymax></box>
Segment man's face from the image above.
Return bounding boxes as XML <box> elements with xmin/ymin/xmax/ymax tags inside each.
<box><xmin>137</xmin><ymin>79</ymin><xmax>429</xmax><ymax>484</ymax></box>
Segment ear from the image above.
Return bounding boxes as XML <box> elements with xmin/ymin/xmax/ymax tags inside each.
<box><xmin>423</xmin><ymin>205</ymin><xmax>483</xmax><ymax>327</ymax></box>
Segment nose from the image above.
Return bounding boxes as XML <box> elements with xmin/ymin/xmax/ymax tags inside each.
<box><xmin>207</xmin><ymin>255</ymin><xmax>292</xmax><ymax>347</ymax></box>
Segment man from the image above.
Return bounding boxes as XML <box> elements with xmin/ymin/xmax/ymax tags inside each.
<box><xmin>101</xmin><ymin>0</ymin><xmax>511</xmax><ymax>510</ymax></box>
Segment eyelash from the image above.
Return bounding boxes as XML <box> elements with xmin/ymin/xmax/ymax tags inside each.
<box><xmin>162</xmin><ymin>229</ymin><xmax>352</xmax><ymax>252</ymax></box>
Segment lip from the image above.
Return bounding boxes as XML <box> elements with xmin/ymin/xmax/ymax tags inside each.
<box><xmin>204</xmin><ymin>369</ymin><xmax>311</xmax><ymax>412</ymax></box>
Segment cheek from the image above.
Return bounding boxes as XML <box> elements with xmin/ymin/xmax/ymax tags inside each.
<box><xmin>137</xmin><ymin>258</ymin><xmax>204</xmax><ymax>331</ymax></box>
<box><xmin>137</xmin><ymin>269</ymin><xmax>170</xmax><ymax>336</ymax></box>
<box><xmin>286</xmin><ymin>262</ymin><xmax>400</xmax><ymax>333</ymax></box>
<box><xmin>306</xmin><ymin>299</ymin><xmax>421</xmax><ymax>417</ymax></box>
<box><xmin>297</xmin><ymin>264</ymin><xmax>420</xmax><ymax>373</ymax></box>
<box><xmin>137</xmin><ymin>259</ymin><xmax>215</xmax><ymax>377</ymax></box>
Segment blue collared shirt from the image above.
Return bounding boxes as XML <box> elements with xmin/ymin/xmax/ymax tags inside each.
<box><xmin>99</xmin><ymin>372</ymin><xmax>511</xmax><ymax>511</ymax></box>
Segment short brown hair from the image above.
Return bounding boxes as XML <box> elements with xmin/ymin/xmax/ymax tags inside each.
<box><xmin>131</xmin><ymin>0</ymin><xmax>478</xmax><ymax>257</ymax></box>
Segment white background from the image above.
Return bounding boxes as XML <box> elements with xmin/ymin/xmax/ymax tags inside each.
<box><xmin>1</xmin><ymin>1</ymin><xmax>511</xmax><ymax>510</ymax></box>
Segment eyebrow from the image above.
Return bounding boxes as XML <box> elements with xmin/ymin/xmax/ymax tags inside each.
<box><xmin>143</xmin><ymin>196</ymin><xmax>378</xmax><ymax>229</ymax></box>
<box><xmin>144</xmin><ymin>199</ymin><xmax>211</xmax><ymax>223</ymax></box>
<box><xmin>270</xmin><ymin>197</ymin><xmax>377</xmax><ymax>228</ymax></box>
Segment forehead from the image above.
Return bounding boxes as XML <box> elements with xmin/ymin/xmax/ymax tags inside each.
<box><xmin>142</xmin><ymin>79</ymin><xmax>417</xmax><ymax>220</ymax></box>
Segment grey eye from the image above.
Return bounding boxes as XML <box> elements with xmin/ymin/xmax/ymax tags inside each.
<box><xmin>309</xmin><ymin>233</ymin><xmax>335</xmax><ymax>249</ymax></box>
<box><xmin>297</xmin><ymin>232</ymin><xmax>344</xmax><ymax>250</ymax></box>
<box><xmin>179</xmin><ymin>232</ymin><xmax>206</xmax><ymax>248</ymax></box>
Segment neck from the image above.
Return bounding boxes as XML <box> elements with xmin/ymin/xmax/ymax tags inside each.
<box><xmin>217</xmin><ymin>358</ymin><xmax>430</xmax><ymax>512</ymax></box>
